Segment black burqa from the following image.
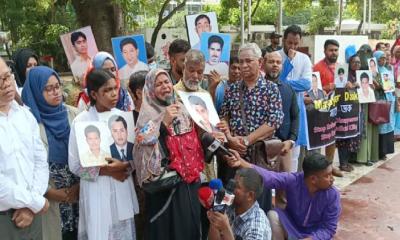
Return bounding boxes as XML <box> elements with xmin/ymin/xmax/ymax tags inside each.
<box><xmin>12</xmin><ymin>48</ymin><xmax>39</xmax><ymax>87</ymax></box>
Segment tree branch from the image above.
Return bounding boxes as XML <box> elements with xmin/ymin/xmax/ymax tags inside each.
<box><xmin>251</xmin><ymin>0</ymin><xmax>261</xmax><ymax>18</ymax></box>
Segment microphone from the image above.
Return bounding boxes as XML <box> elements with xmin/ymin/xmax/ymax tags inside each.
<box><xmin>223</xmin><ymin>179</ymin><xmax>236</xmax><ymax>206</ymax></box>
<box><xmin>209</xmin><ymin>178</ymin><xmax>223</xmax><ymax>193</ymax></box>
<box><xmin>165</xmin><ymin>95</ymin><xmax>180</xmax><ymax>134</ymax></box>
<box><xmin>198</xmin><ymin>186</ymin><xmax>214</xmax><ymax>209</ymax></box>
<box><xmin>212</xmin><ymin>188</ymin><xmax>227</xmax><ymax>213</ymax></box>
<box><xmin>201</xmin><ymin>132</ymin><xmax>232</xmax><ymax>163</ymax></box>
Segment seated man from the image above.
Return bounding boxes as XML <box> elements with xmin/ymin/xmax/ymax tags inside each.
<box><xmin>226</xmin><ymin>152</ymin><xmax>341</xmax><ymax>240</ymax></box>
<box><xmin>207</xmin><ymin>168</ymin><xmax>272</xmax><ymax>240</ymax></box>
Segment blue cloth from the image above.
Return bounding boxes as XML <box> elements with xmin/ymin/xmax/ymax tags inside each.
<box><xmin>92</xmin><ymin>51</ymin><xmax>132</xmax><ymax>111</ymax></box>
<box><xmin>345</xmin><ymin>45</ymin><xmax>357</xmax><ymax>63</ymax></box>
<box><xmin>374</xmin><ymin>50</ymin><xmax>395</xmax><ymax>134</ymax></box>
<box><xmin>280</xmin><ymin>59</ymin><xmax>311</xmax><ymax>146</ymax></box>
<box><xmin>22</xmin><ymin>66</ymin><xmax>70</xmax><ymax>164</ymax></box>
<box><xmin>215</xmin><ymin>80</ymin><xmax>228</xmax><ymax>114</ymax></box>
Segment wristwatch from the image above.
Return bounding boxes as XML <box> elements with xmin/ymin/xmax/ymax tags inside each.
<box><xmin>243</xmin><ymin>137</ymin><xmax>250</xmax><ymax>146</ymax></box>
<box><xmin>289</xmin><ymin>140</ymin><xmax>295</xmax><ymax>148</ymax></box>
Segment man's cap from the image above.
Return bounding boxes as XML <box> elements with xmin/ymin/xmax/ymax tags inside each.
<box><xmin>270</xmin><ymin>32</ymin><xmax>282</xmax><ymax>39</ymax></box>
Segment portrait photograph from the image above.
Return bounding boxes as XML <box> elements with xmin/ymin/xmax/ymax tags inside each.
<box><xmin>308</xmin><ymin>72</ymin><xmax>324</xmax><ymax>100</ymax></box>
<box><xmin>201</xmin><ymin>32</ymin><xmax>231</xmax><ymax>77</ymax></box>
<box><xmin>185</xmin><ymin>12</ymin><xmax>219</xmax><ymax>50</ymax></box>
<box><xmin>368</xmin><ymin>57</ymin><xmax>378</xmax><ymax>76</ymax></box>
<box><xmin>356</xmin><ymin>70</ymin><xmax>376</xmax><ymax>103</ymax></box>
<box><xmin>107</xmin><ymin>112</ymin><xmax>135</xmax><ymax>161</ymax></box>
<box><xmin>381</xmin><ymin>72</ymin><xmax>395</xmax><ymax>93</ymax></box>
<box><xmin>177</xmin><ymin>90</ymin><xmax>220</xmax><ymax>133</ymax></box>
<box><xmin>60</xmin><ymin>26</ymin><xmax>98</xmax><ymax>81</ymax></box>
<box><xmin>75</xmin><ymin>121</ymin><xmax>112</xmax><ymax>167</ymax></box>
<box><xmin>334</xmin><ymin>63</ymin><xmax>348</xmax><ymax>88</ymax></box>
<box><xmin>111</xmin><ymin>34</ymin><xmax>149</xmax><ymax>81</ymax></box>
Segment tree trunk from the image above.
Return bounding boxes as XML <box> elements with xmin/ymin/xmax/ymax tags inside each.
<box><xmin>357</xmin><ymin>20</ymin><xmax>363</xmax><ymax>34</ymax></box>
<box><xmin>71</xmin><ymin>0</ymin><xmax>124</xmax><ymax>53</ymax></box>
<box><xmin>150</xmin><ymin>0</ymin><xmax>187</xmax><ymax>47</ymax></box>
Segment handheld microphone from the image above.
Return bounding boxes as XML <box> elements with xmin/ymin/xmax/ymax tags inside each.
<box><xmin>165</xmin><ymin>95</ymin><xmax>180</xmax><ymax>134</ymax></box>
<box><xmin>198</xmin><ymin>186</ymin><xmax>214</xmax><ymax>209</ymax></box>
<box><xmin>212</xmin><ymin>188</ymin><xmax>227</xmax><ymax>213</ymax></box>
<box><xmin>201</xmin><ymin>132</ymin><xmax>232</xmax><ymax>163</ymax></box>
<box><xmin>223</xmin><ymin>179</ymin><xmax>236</xmax><ymax>206</ymax></box>
<box><xmin>209</xmin><ymin>178</ymin><xmax>223</xmax><ymax>193</ymax></box>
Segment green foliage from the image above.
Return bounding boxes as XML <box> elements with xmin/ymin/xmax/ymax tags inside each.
<box><xmin>380</xmin><ymin>19</ymin><xmax>399</xmax><ymax>39</ymax></box>
<box><xmin>0</xmin><ymin>0</ymin><xmax>77</xmax><ymax>70</ymax></box>
<box><xmin>307</xmin><ymin>0</ymin><xmax>338</xmax><ymax>34</ymax></box>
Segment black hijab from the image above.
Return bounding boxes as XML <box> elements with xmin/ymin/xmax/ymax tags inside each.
<box><xmin>13</xmin><ymin>48</ymin><xmax>39</xmax><ymax>87</ymax></box>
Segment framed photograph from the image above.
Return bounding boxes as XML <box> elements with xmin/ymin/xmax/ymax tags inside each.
<box><xmin>185</xmin><ymin>12</ymin><xmax>219</xmax><ymax>50</ymax></box>
<box><xmin>367</xmin><ymin>57</ymin><xmax>378</xmax><ymax>76</ymax></box>
<box><xmin>334</xmin><ymin>63</ymin><xmax>348</xmax><ymax>88</ymax></box>
<box><xmin>356</xmin><ymin>70</ymin><xmax>376</xmax><ymax>103</ymax></box>
<box><xmin>200</xmin><ymin>32</ymin><xmax>231</xmax><ymax>77</ymax></box>
<box><xmin>308</xmin><ymin>72</ymin><xmax>324</xmax><ymax>100</ymax></box>
<box><xmin>107</xmin><ymin>112</ymin><xmax>135</xmax><ymax>161</ymax></box>
<box><xmin>60</xmin><ymin>26</ymin><xmax>98</xmax><ymax>81</ymax></box>
<box><xmin>381</xmin><ymin>72</ymin><xmax>395</xmax><ymax>93</ymax></box>
<box><xmin>177</xmin><ymin>90</ymin><xmax>220</xmax><ymax>133</ymax></box>
<box><xmin>75</xmin><ymin>121</ymin><xmax>112</xmax><ymax>167</ymax></box>
<box><xmin>111</xmin><ymin>34</ymin><xmax>149</xmax><ymax>81</ymax></box>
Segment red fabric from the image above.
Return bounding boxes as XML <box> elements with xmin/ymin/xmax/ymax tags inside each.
<box><xmin>76</xmin><ymin>91</ymin><xmax>90</xmax><ymax>106</ymax></box>
<box><xmin>165</xmin><ymin>127</ymin><xmax>204</xmax><ymax>184</ymax></box>
<box><xmin>313</xmin><ymin>59</ymin><xmax>336</xmax><ymax>89</ymax></box>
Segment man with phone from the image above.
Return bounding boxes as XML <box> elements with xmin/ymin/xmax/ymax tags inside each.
<box><xmin>207</xmin><ymin>168</ymin><xmax>271</xmax><ymax>240</ymax></box>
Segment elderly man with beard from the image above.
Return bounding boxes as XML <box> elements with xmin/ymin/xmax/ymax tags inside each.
<box><xmin>174</xmin><ymin>49</ymin><xmax>227</xmax><ymax>240</ymax></box>
<box><xmin>264</xmin><ymin>51</ymin><xmax>299</xmax><ymax>173</ymax></box>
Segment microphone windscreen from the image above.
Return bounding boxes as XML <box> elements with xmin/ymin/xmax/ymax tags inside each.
<box><xmin>165</xmin><ymin>95</ymin><xmax>174</xmax><ymax>106</ymax></box>
<box><xmin>198</xmin><ymin>186</ymin><xmax>214</xmax><ymax>209</ymax></box>
<box><xmin>209</xmin><ymin>178</ymin><xmax>223</xmax><ymax>191</ymax></box>
<box><xmin>201</xmin><ymin>132</ymin><xmax>216</xmax><ymax>148</ymax></box>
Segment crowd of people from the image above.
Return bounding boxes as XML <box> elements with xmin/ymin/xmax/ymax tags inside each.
<box><xmin>1</xmin><ymin>23</ymin><xmax>400</xmax><ymax>240</ymax></box>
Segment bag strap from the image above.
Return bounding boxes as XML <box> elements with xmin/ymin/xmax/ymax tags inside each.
<box><xmin>238</xmin><ymin>82</ymin><xmax>250</xmax><ymax>136</ymax></box>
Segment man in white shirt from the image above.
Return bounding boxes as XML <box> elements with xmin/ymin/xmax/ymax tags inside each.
<box><xmin>118</xmin><ymin>37</ymin><xmax>149</xmax><ymax>83</ymax></box>
<box><xmin>70</xmin><ymin>31</ymin><xmax>92</xmax><ymax>83</ymax></box>
<box><xmin>0</xmin><ymin>57</ymin><xmax>49</xmax><ymax>239</ymax></box>
<box><xmin>204</xmin><ymin>35</ymin><xmax>229</xmax><ymax>78</ymax></box>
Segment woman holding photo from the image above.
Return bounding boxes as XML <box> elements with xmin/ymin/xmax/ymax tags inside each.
<box><xmin>69</xmin><ymin>69</ymin><xmax>139</xmax><ymax>240</ymax></box>
<box><xmin>133</xmin><ymin>69</ymin><xmax>204</xmax><ymax>240</ymax></box>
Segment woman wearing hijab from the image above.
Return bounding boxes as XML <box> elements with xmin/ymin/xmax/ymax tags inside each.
<box><xmin>133</xmin><ymin>69</ymin><xmax>204</xmax><ymax>240</ymax></box>
<box><xmin>335</xmin><ymin>46</ymin><xmax>362</xmax><ymax>171</ymax></box>
<box><xmin>13</xmin><ymin>48</ymin><xmax>39</xmax><ymax>88</ymax></box>
<box><xmin>374</xmin><ymin>50</ymin><xmax>395</xmax><ymax>160</ymax></box>
<box><xmin>21</xmin><ymin>66</ymin><xmax>79</xmax><ymax>240</ymax></box>
<box><xmin>76</xmin><ymin>51</ymin><xmax>134</xmax><ymax>112</ymax></box>
<box><xmin>391</xmin><ymin>45</ymin><xmax>400</xmax><ymax>139</ymax></box>
<box><xmin>69</xmin><ymin>69</ymin><xmax>139</xmax><ymax>240</ymax></box>
<box><xmin>356</xmin><ymin>45</ymin><xmax>380</xmax><ymax>165</ymax></box>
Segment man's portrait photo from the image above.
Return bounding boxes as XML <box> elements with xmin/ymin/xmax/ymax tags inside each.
<box><xmin>75</xmin><ymin>122</ymin><xmax>111</xmax><ymax>167</ymax></box>
<box><xmin>381</xmin><ymin>72</ymin><xmax>395</xmax><ymax>93</ymax></box>
<box><xmin>368</xmin><ymin>57</ymin><xmax>378</xmax><ymax>76</ymax></box>
<box><xmin>108</xmin><ymin>115</ymin><xmax>134</xmax><ymax>161</ymax></box>
<box><xmin>309</xmin><ymin>72</ymin><xmax>325</xmax><ymax>100</ymax></box>
<box><xmin>177</xmin><ymin>90</ymin><xmax>221</xmax><ymax>133</ymax></box>
<box><xmin>111</xmin><ymin>34</ymin><xmax>149</xmax><ymax>82</ymax></box>
<box><xmin>60</xmin><ymin>26</ymin><xmax>98</xmax><ymax>82</ymax></box>
<box><xmin>201</xmin><ymin>33</ymin><xmax>231</xmax><ymax>77</ymax></box>
<box><xmin>334</xmin><ymin>64</ymin><xmax>348</xmax><ymax>88</ymax></box>
<box><xmin>356</xmin><ymin>70</ymin><xmax>376</xmax><ymax>103</ymax></box>
<box><xmin>185</xmin><ymin>12</ymin><xmax>219</xmax><ymax>50</ymax></box>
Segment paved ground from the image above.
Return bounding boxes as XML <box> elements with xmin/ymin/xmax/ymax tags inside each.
<box><xmin>334</xmin><ymin>142</ymin><xmax>400</xmax><ymax>239</ymax></box>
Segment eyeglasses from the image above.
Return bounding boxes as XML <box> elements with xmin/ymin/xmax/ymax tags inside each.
<box><xmin>44</xmin><ymin>83</ymin><xmax>62</xmax><ymax>93</ymax></box>
<box><xmin>0</xmin><ymin>70</ymin><xmax>14</xmax><ymax>87</ymax></box>
<box><xmin>351</xmin><ymin>61</ymin><xmax>361</xmax><ymax>65</ymax></box>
